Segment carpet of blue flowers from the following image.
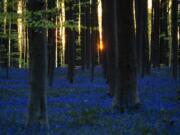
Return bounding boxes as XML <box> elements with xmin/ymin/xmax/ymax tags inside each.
<box><xmin>0</xmin><ymin>67</ymin><xmax>179</xmax><ymax>135</ymax></box>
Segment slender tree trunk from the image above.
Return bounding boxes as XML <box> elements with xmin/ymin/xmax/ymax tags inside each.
<box><xmin>135</xmin><ymin>0</ymin><xmax>143</xmax><ymax>75</ymax></box>
<box><xmin>48</xmin><ymin>0</ymin><xmax>56</xmax><ymax>86</ymax></box>
<box><xmin>101</xmin><ymin>0</ymin><xmax>108</xmax><ymax>81</ymax></box>
<box><xmin>4</xmin><ymin>0</ymin><xmax>9</xmax><ymax>78</ymax></box>
<box><xmin>27</xmin><ymin>0</ymin><xmax>48</xmax><ymax>128</ymax></box>
<box><xmin>90</xmin><ymin>0</ymin><xmax>98</xmax><ymax>82</ymax></box>
<box><xmin>85</xmin><ymin>0</ymin><xmax>91</xmax><ymax>70</ymax></box>
<box><xmin>0</xmin><ymin>1</ymin><xmax>4</xmax><ymax>69</ymax></box>
<box><xmin>160</xmin><ymin>0</ymin><xmax>169</xmax><ymax>65</ymax></box>
<box><xmin>80</xmin><ymin>0</ymin><xmax>86</xmax><ymax>70</ymax></box>
<box><xmin>65</xmin><ymin>0</ymin><xmax>75</xmax><ymax>83</ymax></box>
<box><xmin>171</xmin><ymin>0</ymin><xmax>178</xmax><ymax>80</ymax></box>
<box><xmin>179</xmin><ymin>26</ymin><xmax>180</xmax><ymax>77</ymax></box>
<box><xmin>142</xmin><ymin>0</ymin><xmax>150</xmax><ymax>76</ymax></box>
<box><xmin>135</xmin><ymin>0</ymin><xmax>150</xmax><ymax>77</ymax></box>
<box><xmin>151</xmin><ymin>0</ymin><xmax>160</xmax><ymax>68</ymax></box>
<box><xmin>102</xmin><ymin>0</ymin><xmax>116</xmax><ymax>95</ymax></box>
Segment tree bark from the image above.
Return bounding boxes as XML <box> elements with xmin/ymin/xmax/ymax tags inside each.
<box><xmin>102</xmin><ymin>0</ymin><xmax>116</xmax><ymax>95</ymax></box>
<box><xmin>48</xmin><ymin>0</ymin><xmax>56</xmax><ymax>86</ymax></box>
<box><xmin>136</xmin><ymin>0</ymin><xmax>151</xmax><ymax>77</ymax></box>
<box><xmin>151</xmin><ymin>0</ymin><xmax>160</xmax><ymax>68</ymax></box>
<box><xmin>113</xmin><ymin>0</ymin><xmax>140</xmax><ymax>110</ymax></box>
<box><xmin>171</xmin><ymin>0</ymin><xmax>178</xmax><ymax>80</ymax></box>
<box><xmin>160</xmin><ymin>0</ymin><xmax>169</xmax><ymax>65</ymax></box>
<box><xmin>90</xmin><ymin>0</ymin><xmax>98</xmax><ymax>82</ymax></box>
<box><xmin>65</xmin><ymin>0</ymin><xmax>76</xmax><ymax>83</ymax></box>
<box><xmin>27</xmin><ymin>0</ymin><xmax>48</xmax><ymax>127</ymax></box>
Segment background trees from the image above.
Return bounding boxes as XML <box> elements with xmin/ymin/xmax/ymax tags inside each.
<box><xmin>0</xmin><ymin>0</ymin><xmax>179</xmax><ymax>131</ymax></box>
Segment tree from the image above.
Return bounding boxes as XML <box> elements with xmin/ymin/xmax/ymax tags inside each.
<box><xmin>65</xmin><ymin>0</ymin><xmax>76</xmax><ymax>83</ymax></box>
<box><xmin>85</xmin><ymin>0</ymin><xmax>91</xmax><ymax>70</ymax></box>
<box><xmin>171</xmin><ymin>0</ymin><xmax>178</xmax><ymax>80</ymax></box>
<box><xmin>80</xmin><ymin>0</ymin><xmax>86</xmax><ymax>70</ymax></box>
<box><xmin>47</xmin><ymin>0</ymin><xmax>56</xmax><ymax>86</ymax></box>
<box><xmin>102</xmin><ymin>0</ymin><xmax>116</xmax><ymax>95</ymax></box>
<box><xmin>135</xmin><ymin>0</ymin><xmax>150</xmax><ymax>77</ymax></box>
<box><xmin>113</xmin><ymin>0</ymin><xmax>140</xmax><ymax>110</ymax></box>
<box><xmin>160</xmin><ymin>0</ymin><xmax>169</xmax><ymax>65</ymax></box>
<box><xmin>27</xmin><ymin>0</ymin><xmax>48</xmax><ymax>127</ymax></box>
<box><xmin>151</xmin><ymin>0</ymin><xmax>160</xmax><ymax>68</ymax></box>
<box><xmin>0</xmin><ymin>0</ymin><xmax>9</xmax><ymax>78</ymax></box>
<box><xmin>90</xmin><ymin>0</ymin><xmax>98</xmax><ymax>82</ymax></box>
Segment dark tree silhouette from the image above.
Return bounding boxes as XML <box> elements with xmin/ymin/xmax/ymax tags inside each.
<box><xmin>85</xmin><ymin>0</ymin><xmax>91</xmax><ymax>70</ymax></box>
<box><xmin>90</xmin><ymin>0</ymin><xmax>98</xmax><ymax>82</ymax></box>
<box><xmin>102</xmin><ymin>0</ymin><xmax>116</xmax><ymax>96</ymax></box>
<box><xmin>113</xmin><ymin>0</ymin><xmax>140</xmax><ymax>110</ymax></box>
<box><xmin>80</xmin><ymin>0</ymin><xmax>86</xmax><ymax>70</ymax></box>
<box><xmin>0</xmin><ymin>0</ymin><xmax>9</xmax><ymax>78</ymax></box>
<box><xmin>27</xmin><ymin>0</ymin><xmax>48</xmax><ymax>127</ymax></box>
<box><xmin>65</xmin><ymin>0</ymin><xmax>76</xmax><ymax>83</ymax></box>
<box><xmin>48</xmin><ymin>0</ymin><xmax>56</xmax><ymax>86</ymax></box>
<box><xmin>171</xmin><ymin>0</ymin><xmax>178</xmax><ymax>80</ymax></box>
<box><xmin>151</xmin><ymin>0</ymin><xmax>160</xmax><ymax>68</ymax></box>
<box><xmin>160</xmin><ymin>0</ymin><xmax>169</xmax><ymax>65</ymax></box>
<box><xmin>135</xmin><ymin>0</ymin><xmax>150</xmax><ymax>77</ymax></box>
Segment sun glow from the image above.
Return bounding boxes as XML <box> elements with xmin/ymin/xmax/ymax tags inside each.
<box><xmin>148</xmin><ymin>0</ymin><xmax>152</xmax><ymax>9</ymax></box>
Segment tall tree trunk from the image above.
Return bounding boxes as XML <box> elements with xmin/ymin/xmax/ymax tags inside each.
<box><xmin>113</xmin><ymin>0</ymin><xmax>140</xmax><ymax>110</ymax></box>
<box><xmin>66</xmin><ymin>0</ymin><xmax>76</xmax><ymax>83</ymax></box>
<box><xmin>101</xmin><ymin>0</ymin><xmax>108</xmax><ymax>81</ymax></box>
<box><xmin>135</xmin><ymin>0</ymin><xmax>143</xmax><ymax>75</ymax></box>
<box><xmin>85</xmin><ymin>0</ymin><xmax>91</xmax><ymax>70</ymax></box>
<box><xmin>135</xmin><ymin>0</ymin><xmax>150</xmax><ymax>77</ymax></box>
<box><xmin>27</xmin><ymin>0</ymin><xmax>48</xmax><ymax>127</ymax></box>
<box><xmin>171</xmin><ymin>0</ymin><xmax>178</xmax><ymax>80</ymax></box>
<box><xmin>3</xmin><ymin>0</ymin><xmax>9</xmax><ymax>78</ymax></box>
<box><xmin>160</xmin><ymin>0</ymin><xmax>169</xmax><ymax>65</ymax></box>
<box><xmin>90</xmin><ymin>0</ymin><xmax>98</xmax><ymax>82</ymax></box>
<box><xmin>179</xmin><ymin>26</ymin><xmax>180</xmax><ymax>77</ymax></box>
<box><xmin>48</xmin><ymin>0</ymin><xmax>56</xmax><ymax>86</ymax></box>
<box><xmin>80</xmin><ymin>0</ymin><xmax>86</xmax><ymax>70</ymax></box>
<box><xmin>141</xmin><ymin>0</ymin><xmax>150</xmax><ymax>76</ymax></box>
<box><xmin>102</xmin><ymin>0</ymin><xmax>116</xmax><ymax>95</ymax></box>
<box><xmin>151</xmin><ymin>0</ymin><xmax>160</xmax><ymax>68</ymax></box>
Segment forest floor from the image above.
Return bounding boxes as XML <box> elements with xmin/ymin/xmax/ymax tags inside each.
<box><xmin>0</xmin><ymin>66</ymin><xmax>179</xmax><ymax>135</ymax></box>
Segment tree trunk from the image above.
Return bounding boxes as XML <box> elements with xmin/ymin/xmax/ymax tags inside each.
<box><xmin>65</xmin><ymin>0</ymin><xmax>76</xmax><ymax>83</ymax></box>
<box><xmin>0</xmin><ymin>0</ymin><xmax>9</xmax><ymax>78</ymax></box>
<box><xmin>160</xmin><ymin>0</ymin><xmax>169</xmax><ymax>65</ymax></box>
<box><xmin>27</xmin><ymin>0</ymin><xmax>48</xmax><ymax>127</ymax></box>
<box><xmin>141</xmin><ymin>0</ymin><xmax>150</xmax><ymax>76</ymax></box>
<box><xmin>171</xmin><ymin>0</ymin><xmax>178</xmax><ymax>80</ymax></box>
<box><xmin>48</xmin><ymin>0</ymin><xmax>56</xmax><ymax>86</ymax></box>
<box><xmin>102</xmin><ymin>0</ymin><xmax>116</xmax><ymax>95</ymax></box>
<box><xmin>151</xmin><ymin>0</ymin><xmax>160</xmax><ymax>68</ymax></box>
<box><xmin>90</xmin><ymin>0</ymin><xmax>98</xmax><ymax>82</ymax></box>
<box><xmin>84</xmin><ymin>0</ymin><xmax>91</xmax><ymax>70</ymax></box>
<box><xmin>135</xmin><ymin>0</ymin><xmax>143</xmax><ymax>75</ymax></box>
<box><xmin>113</xmin><ymin>0</ymin><xmax>140</xmax><ymax>110</ymax></box>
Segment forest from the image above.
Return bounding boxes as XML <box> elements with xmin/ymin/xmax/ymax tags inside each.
<box><xmin>0</xmin><ymin>0</ymin><xmax>179</xmax><ymax>134</ymax></box>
